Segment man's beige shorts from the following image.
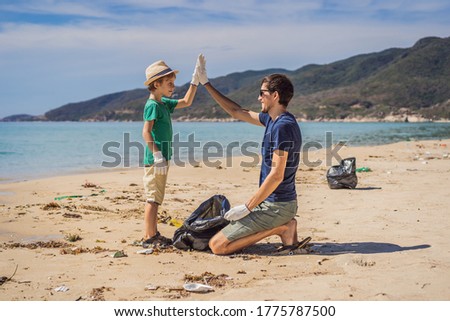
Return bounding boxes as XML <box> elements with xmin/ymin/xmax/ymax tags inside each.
<box><xmin>221</xmin><ymin>200</ymin><xmax>298</xmax><ymax>241</ymax></box>
<box><xmin>143</xmin><ymin>165</ymin><xmax>169</xmax><ymax>205</ymax></box>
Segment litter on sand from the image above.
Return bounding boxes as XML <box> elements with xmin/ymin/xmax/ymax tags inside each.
<box><xmin>136</xmin><ymin>249</ymin><xmax>154</xmax><ymax>255</ymax></box>
<box><xmin>111</xmin><ymin>250</ymin><xmax>127</xmax><ymax>258</ymax></box>
<box><xmin>169</xmin><ymin>218</ymin><xmax>183</xmax><ymax>228</ymax></box>
<box><xmin>356</xmin><ymin>167</ymin><xmax>372</xmax><ymax>172</ymax></box>
<box><xmin>54</xmin><ymin>189</ymin><xmax>106</xmax><ymax>201</ymax></box>
<box><xmin>183</xmin><ymin>283</ymin><xmax>214</xmax><ymax>293</ymax></box>
<box><xmin>54</xmin><ymin>285</ymin><xmax>69</xmax><ymax>292</ymax></box>
<box><xmin>145</xmin><ymin>284</ymin><xmax>159</xmax><ymax>291</ymax></box>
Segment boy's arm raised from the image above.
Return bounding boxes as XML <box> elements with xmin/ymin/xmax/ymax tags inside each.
<box><xmin>175</xmin><ymin>54</ymin><xmax>202</xmax><ymax>109</ymax></box>
<box><xmin>175</xmin><ymin>83</ymin><xmax>197</xmax><ymax>109</ymax></box>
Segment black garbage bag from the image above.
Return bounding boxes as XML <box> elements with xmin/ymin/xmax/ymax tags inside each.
<box><xmin>172</xmin><ymin>195</ymin><xmax>230</xmax><ymax>251</ymax></box>
<box><xmin>326</xmin><ymin>157</ymin><xmax>358</xmax><ymax>189</ymax></box>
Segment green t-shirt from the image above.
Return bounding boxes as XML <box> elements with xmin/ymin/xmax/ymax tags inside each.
<box><xmin>143</xmin><ymin>97</ymin><xmax>178</xmax><ymax>165</ymax></box>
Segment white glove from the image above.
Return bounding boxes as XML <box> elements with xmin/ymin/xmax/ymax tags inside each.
<box><xmin>153</xmin><ymin>151</ymin><xmax>168</xmax><ymax>175</ymax></box>
<box><xmin>191</xmin><ymin>56</ymin><xmax>200</xmax><ymax>86</ymax></box>
<box><xmin>224</xmin><ymin>204</ymin><xmax>250</xmax><ymax>221</ymax></box>
<box><xmin>197</xmin><ymin>54</ymin><xmax>209</xmax><ymax>85</ymax></box>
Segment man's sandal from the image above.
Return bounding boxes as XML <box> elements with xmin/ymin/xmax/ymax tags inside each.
<box><xmin>274</xmin><ymin>236</ymin><xmax>312</xmax><ymax>255</ymax></box>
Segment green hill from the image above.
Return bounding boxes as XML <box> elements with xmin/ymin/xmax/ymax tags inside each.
<box><xmin>3</xmin><ymin>36</ymin><xmax>449</xmax><ymax>122</ymax></box>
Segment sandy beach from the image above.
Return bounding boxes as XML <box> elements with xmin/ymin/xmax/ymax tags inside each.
<box><xmin>1</xmin><ymin>139</ymin><xmax>449</xmax><ymax>301</ymax></box>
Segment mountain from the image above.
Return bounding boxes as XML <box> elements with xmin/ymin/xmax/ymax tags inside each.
<box><xmin>3</xmin><ymin>36</ymin><xmax>450</xmax><ymax>122</ymax></box>
<box><xmin>1</xmin><ymin>114</ymin><xmax>45</xmax><ymax>122</ymax></box>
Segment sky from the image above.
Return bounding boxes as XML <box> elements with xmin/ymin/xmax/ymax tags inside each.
<box><xmin>0</xmin><ymin>0</ymin><xmax>449</xmax><ymax>118</ymax></box>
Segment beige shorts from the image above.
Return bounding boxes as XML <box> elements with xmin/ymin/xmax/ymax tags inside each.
<box><xmin>143</xmin><ymin>164</ymin><xmax>169</xmax><ymax>205</ymax></box>
<box><xmin>221</xmin><ymin>200</ymin><xmax>298</xmax><ymax>241</ymax></box>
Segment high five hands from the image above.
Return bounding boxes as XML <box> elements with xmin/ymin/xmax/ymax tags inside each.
<box><xmin>191</xmin><ymin>54</ymin><xmax>209</xmax><ymax>86</ymax></box>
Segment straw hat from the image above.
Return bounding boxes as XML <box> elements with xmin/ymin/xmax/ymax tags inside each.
<box><xmin>144</xmin><ymin>60</ymin><xmax>179</xmax><ymax>86</ymax></box>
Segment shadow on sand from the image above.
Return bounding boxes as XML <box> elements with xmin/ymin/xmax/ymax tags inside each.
<box><xmin>242</xmin><ymin>241</ymin><xmax>430</xmax><ymax>256</ymax></box>
<box><xmin>307</xmin><ymin>242</ymin><xmax>430</xmax><ymax>255</ymax></box>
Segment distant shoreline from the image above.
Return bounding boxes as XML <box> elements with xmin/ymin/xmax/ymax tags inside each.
<box><xmin>1</xmin><ymin>117</ymin><xmax>450</xmax><ymax>123</ymax></box>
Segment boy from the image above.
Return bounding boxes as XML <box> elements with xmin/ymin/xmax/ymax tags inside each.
<box><xmin>141</xmin><ymin>56</ymin><xmax>200</xmax><ymax>247</ymax></box>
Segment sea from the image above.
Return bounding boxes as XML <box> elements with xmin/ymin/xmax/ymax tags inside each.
<box><xmin>1</xmin><ymin>121</ymin><xmax>450</xmax><ymax>182</ymax></box>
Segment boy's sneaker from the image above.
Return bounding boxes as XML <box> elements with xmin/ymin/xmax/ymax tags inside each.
<box><xmin>142</xmin><ymin>231</ymin><xmax>173</xmax><ymax>248</ymax></box>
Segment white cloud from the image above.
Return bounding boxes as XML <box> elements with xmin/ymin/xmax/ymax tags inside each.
<box><xmin>0</xmin><ymin>0</ymin><xmax>108</xmax><ymax>18</ymax></box>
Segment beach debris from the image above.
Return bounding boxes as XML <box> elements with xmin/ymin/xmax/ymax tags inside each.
<box><xmin>183</xmin><ymin>283</ymin><xmax>214</xmax><ymax>293</ymax></box>
<box><xmin>0</xmin><ymin>264</ymin><xmax>18</xmax><ymax>286</ymax></box>
<box><xmin>82</xmin><ymin>180</ymin><xmax>102</xmax><ymax>189</ymax></box>
<box><xmin>353</xmin><ymin>257</ymin><xmax>376</xmax><ymax>267</ymax></box>
<box><xmin>137</xmin><ymin>249</ymin><xmax>154</xmax><ymax>255</ymax></box>
<box><xmin>3</xmin><ymin>241</ymin><xmax>69</xmax><ymax>250</ymax></box>
<box><xmin>237</xmin><ymin>270</ymin><xmax>247</xmax><ymax>274</ymax></box>
<box><xmin>54</xmin><ymin>195</ymin><xmax>84</xmax><ymax>200</ymax></box>
<box><xmin>229</xmin><ymin>253</ymin><xmax>261</xmax><ymax>260</ymax></box>
<box><xmin>145</xmin><ymin>284</ymin><xmax>159</xmax><ymax>291</ymax></box>
<box><xmin>79</xmin><ymin>204</ymin><xmax>108</xmax><ymax>212</ymax></box>
<box><xmin>184</xmin><ymin>272</ymin><xmax>230</xmax><ymax>288</ymax></box>
<box><xmin>54</xmin><ymin>190</ymin><xmax>106</xmax><ymax>201</ymax></box>
<box><xmin>54</xmin><ymin>285</ymin><xmax>69</xmax><ymax>292</ymax></box>
<box><xmin>157</xmin><ymin>211</ymin><xmax>185</xmax><ymax>228</ymax></box>
<box><xmin>355</xmin><ymin>167</ymin><xmax>372</xmax><ymax>172</ymax></box>
<box><xmin>0</xmin><ymin>277</ymin><xmax>9</xmax><ymax>286</ymax></box>
<box><xmin>42</xmin><ymin>202</ymin><xmax>61</xmax><ymax>210</ymax></box>
<box><xmin>169</xmin><ymin>218</ymin><xmax>183</xmax><ymax>228</ymax></box>
<box><xmin>317</xmin><ymin>258</ymin><xmax>330</xmax><ymax>265</ymax></box>
<box><xmin>62</xmin><ymin>213</ymin><xmax>82</xmax><ymax>219</ymax></box>
<box><xmin>89</xmin><ymin>286</ymin><xmax>113</xmax><ymax>301</ymax></box>
<box><xmin>129</xmin><ymin>183</ymin><xmax>138</xmax><ymax>186</ymax></box>
<box><xmin>111</xmin><ymin>250</ymin><xmax>127</xmax><ymax>258</ymax></box>
<box><xmin>60</xmin><ymin>246</ymin><xmax>108</xmax><ymax>255</ymax></box>
<box><xmin>157</xmin><ymin>210</ymin><xmax>173</xmax><ymax>224</ymax></box>
<box><xmin>167</xmin><ymin>286</ymin><xmax>185</xmax><ymax>292</ymax></box>
<box><xmin>64</xmin><ymin>233</ymin><xmax>82</xmax><ymax>242</ymax></box>
<box><xmin>131</xmin><ymin>239</ymin><xmax>180</xmax><ymax>255</ymax></box>
<box><xmin>60</xmin><ymin>247</ymin><xmax>87</xmax><ymax>255</ymax></box>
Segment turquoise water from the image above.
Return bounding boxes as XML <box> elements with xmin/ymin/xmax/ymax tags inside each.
<box><xmin>0</xmin><ymin>121</ymin><xmax>449</xmax><ymax>182</ymax></box>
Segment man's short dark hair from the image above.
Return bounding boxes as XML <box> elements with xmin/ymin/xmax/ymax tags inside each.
<box><xmin>261</xmin><ymin>74</ymin><xmax>294</xmax><ymax>107</ymax></box>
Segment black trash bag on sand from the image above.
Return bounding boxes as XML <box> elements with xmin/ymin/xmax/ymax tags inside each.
<box><xmin>326</xmin><ymin>157</ymin><xmax>358</xmax><ymax>189</ymax></box>
<box><xmin>173</xmin><ymin>195</ymin><xmax>230</xmax><ymax>251</ymax></box>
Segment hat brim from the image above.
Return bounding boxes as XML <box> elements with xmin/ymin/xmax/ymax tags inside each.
<box><xmin>144</xmin><ymin>69</ymin><xmax>179</xmax><ymax>87</ymax></box>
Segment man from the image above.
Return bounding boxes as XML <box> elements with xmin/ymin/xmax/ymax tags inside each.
<box><xmin>195</xmin><ymin>55</ymin><xmax>309</xmax><ymax>255</ymax></box>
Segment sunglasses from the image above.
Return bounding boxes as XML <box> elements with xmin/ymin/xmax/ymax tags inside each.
<box><xmin>259</xmin><ymin>89</ymin><xmax>271</xmax><ymax>97</ymax></box>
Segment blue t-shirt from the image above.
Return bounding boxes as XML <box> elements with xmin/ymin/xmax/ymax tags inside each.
<box><xmin>259</xmin><ymin>112</ymin><xmax>302</xmax><ymax>202</ymax></box>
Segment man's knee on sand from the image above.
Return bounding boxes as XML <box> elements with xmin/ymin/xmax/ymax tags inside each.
<box><xmin>209</xmin><ymin>232</ymin><xmax>231</xmax><ymax>255</ymax></box>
